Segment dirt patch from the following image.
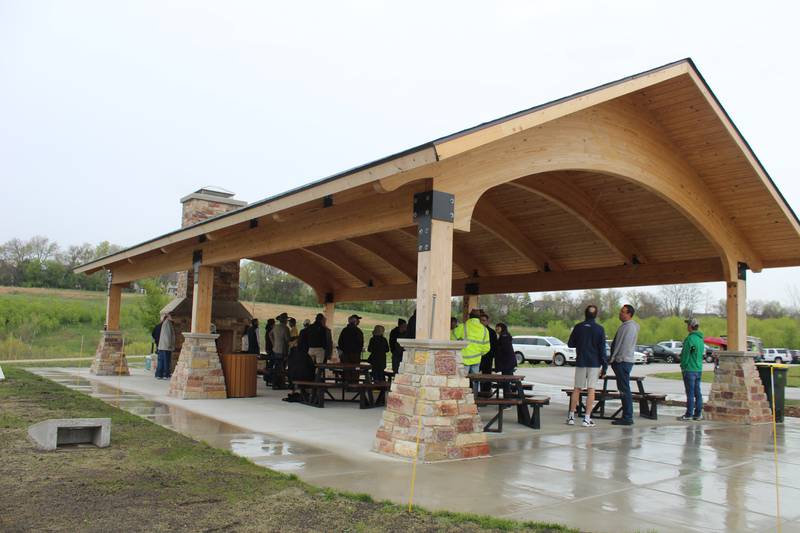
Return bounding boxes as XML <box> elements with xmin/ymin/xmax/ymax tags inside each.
<box><xmin>0</xmin><ymin>368</ymin><xmax>574</xmax><ymax>533</ymax></box>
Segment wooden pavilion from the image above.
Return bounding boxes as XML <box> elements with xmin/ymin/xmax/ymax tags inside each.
<box><xmin>77</xmin><ymin>59</ymin><xmax>800</xmax><ymax>456</ymax></box>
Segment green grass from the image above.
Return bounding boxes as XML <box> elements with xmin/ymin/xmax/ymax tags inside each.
<box><xmin>654</xmin><ymin>365</ymin><xmax>800</xmax><ymax>387</ymax></box>
<box><xmin>0</xmin><ymin>366</ymin><xmax>575</xmax><ymax>532</ymax></box>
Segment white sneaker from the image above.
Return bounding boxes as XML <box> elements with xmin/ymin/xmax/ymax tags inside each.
<box><xmin>566</xmin><ymin>415</ymin><xmax>575</xmax><ymax>426</ymax></box>
<box><xmin>582</xmin><ymin>418</ymin><xmax>595</xmax><ymax>427</ymax></box>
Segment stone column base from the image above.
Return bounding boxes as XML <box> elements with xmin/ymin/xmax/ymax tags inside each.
<box><xmin>704</xmin><ymin>351</ymin><xmax>772</xmax><ymax>424</ymax></box>
<box><xmin>169</xmin><ymin>333</ymin><xmax>227</xmax><ymax>399</ymax></box>
<box><xmin>89</xmin><ymin>331</ymin><xmax>129</xmax><ymax>376</ymax></box>
<box><xmin>373</xmin><ymin>339</ymin><xmax>489</xmax><ymax>462</ymax></box>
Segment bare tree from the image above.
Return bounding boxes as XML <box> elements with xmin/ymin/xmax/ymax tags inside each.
<box><xmin>27</xmin><ymin>236</ymin><xmax>59</xmax><ymax>263</ymax></box>
<box><xmin>625</xmin><ymin>290</ymin><xmax>663</xmax><ymax>317</ymax></box>
<box><xmin>659</xmin><ymin>284</ymin><xmax>701</xmax><ymax>316</ymax></box>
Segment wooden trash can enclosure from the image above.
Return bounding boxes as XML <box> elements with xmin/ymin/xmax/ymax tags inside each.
<box><xmin>220</xmin><ymin>353</ymin><xmax>257</xmax><ymax>398</ymax></box>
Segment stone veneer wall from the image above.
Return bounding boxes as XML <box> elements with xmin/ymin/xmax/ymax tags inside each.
<box><xmin>89</xmin><ymin>331</ymin><xmax>130</xmax><ymax>376</ymax></box>
<box><xmin>704</xmin><ymin>352</ymin><xmax>772</xmax><ymax>424</ymax></box>
<box><xmin>374</xmin><ymin>339</ymin><xmax>489</xmax><ymax>462</ymax></box>
<box><xmin>169</xmin><ymin>333</ymin><xmax>227</xmax><ymax>399</ymax></box>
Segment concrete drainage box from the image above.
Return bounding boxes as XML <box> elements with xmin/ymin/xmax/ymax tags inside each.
<box><xmin>28</xmin><ymin>418</ymin><xmax>111</xmax><ymax>451</ymax></box>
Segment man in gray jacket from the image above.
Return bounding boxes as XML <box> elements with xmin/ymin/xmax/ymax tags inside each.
<box><xmin>268</xmin><ymin>313</ymin><xmax>291</xmax><ymax>389</ymax></box>
<box><xmin>608</xmin><ymin>304</ymin><xmax>640</xmax><ymax>425</ymax></box>
<box><xmin>156</xmin><ymin>313</ymin><xmax>176</xmax><ymax>380</ymax></box>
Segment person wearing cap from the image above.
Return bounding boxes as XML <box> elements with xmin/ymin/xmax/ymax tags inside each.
<box><xmin>267</xmin><ymin>313</ymin><xmax>291</xmax><ymax>388</ymax></box>
<box><xmin>678</xmin><ymin>318</ymin><xmax>705</xmax><ymax>421</ymax></box>
<box><xmin>338</xmin><ymin>314</ymin><xmax>365</xmax><ymax>380</ymax></box>
<box><xmin>608</xmin><ymin>304</ymin><xmax>640</xmax><ymax>426</ymax></box>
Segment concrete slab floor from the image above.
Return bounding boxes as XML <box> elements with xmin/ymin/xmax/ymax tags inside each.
<box><xmin>27</xmin><ymin>366</ymin><xmax>797</xmax><ymax>533</ymax></box>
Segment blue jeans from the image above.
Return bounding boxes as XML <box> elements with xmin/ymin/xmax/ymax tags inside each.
<box><xmin>612</xmin><ymin>361</ymin><xmax>634</xmax><ymax>421</ymax></box>
<box><xmin>156</xmin><ymin>350</ymin><xmax>171</xmax><ymax>378</ymax></box>
<box><xmin>683</xmin><ymin>371</ymin><xmax>703</xmax><ymax>417</ymax></box>
<box><xmin>466</xmin><ymin>363</ymin><xmax>481</xmax><ymax>374</ymax></box>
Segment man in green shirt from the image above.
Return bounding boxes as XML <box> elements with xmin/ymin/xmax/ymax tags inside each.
<box><xmin>678</xmin><ymin>318</ymin><xmax>705</xmax><ymax>421</ymax></box>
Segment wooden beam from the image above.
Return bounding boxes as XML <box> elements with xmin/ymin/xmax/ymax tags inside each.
<box><xmin>349</xmin><ymin>234</ymin><xmax>418</xmax><ymax>282</ymax></box>
<box><xmin>472</xmin><ymin>198</ymin><xmax>561</xmax><ymax>272</ymax></box>
<box><xmin>415</xmin><ymin>218</ymin><xmax>454</xmax><ymax>340</ymax></box>
<box><xmin>191</xmin><ymin>265</ymin><xmax>214</xmax><ymax>334</ymax></box>
<box><xmin>106</xmin><ymin>284</ymin><xmax>123</xmax><ymax>331</ymax></box>
<box><xmin>324</xmin><ymin>301</ymin><xmax>335</xmax><ymax>330</ymax></box>
<box><xmin>334</xmin><ymin>258</ymin><xmax>724</xmax><ymax>302</ymax></box>
<box><xmin>726</xmin><ymin>279</ymin><xmax>746</xmax><ymax>351</ymax></box>
<box><xmin>303</xmin><ymin>242</ymin><xmax>379</xmax><ymax>287</ymax></box>
<box><xmin>399</xmin><ymin>227</ymin><xmax>483</xmax><ymax>277</ymax></box>
<box><xmin>506</xmin><ymin>176</ymin><xmax>646</xmax><ymax>263</ymax></box>
<box><xmin>249</xmin><ymin>250</ymin><xmax>342</xmax><ymax>299</ymax></box>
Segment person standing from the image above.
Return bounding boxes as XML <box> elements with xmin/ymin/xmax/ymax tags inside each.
<box><xmin>268</xmin><ymin>313</ymin><xmax>291</xmax><ymax>388</ymax></box>
<box><xmin>367</xmin><ymin>325</ymin><xmax>390</xmax><ymax>382</ymax></box>
<box><xmin>495</xmin><ymin>323</ymin><xmax>517</xmax><ymax>398</ymax></box>
<box><xmin>246</xmin><ymin>318</ymin><xmax>260</xmax><ymax>355</ymax></box>
<box><xmin>264</xmin><ymin>318</ymin><xmax>275</xmax><ymax>358</ymax></box>
<box><xmin>678</xmin><ymin>318</ymin><xmax>705</xmax><ymax>421</ymax></box>
<box><xmin>389</xmin><ymin>319</ymin><xmax>407</xmax><ymax>373</ymax></box>
<box><xmin>405</xmin><ymin>310</ymin><xmax>417</xmax><ymax>340</ymax></box>
<box><xmin>338</xmin><ymin>314</ymin><xmax>364</xmax><ymax>381</ymax></box>
<box><xmin>608</xmin><ymin>304</ymin><xmax>640</xmax><ymax>426</ymax></box>
<box><xmin>449</xmin><ymin>317</ymin><xmax>459</xmax><ymax>340</ymax></box>
<box><xmin>155</xmin><ymin>313</ymin><xmax>176</xmax><ymax>380</ymax></box>
<box><xmin>566</xmin><ymin>305</ymin><xmax>607</xmax><ymax>427</ymax></box>
<box><xmin>307</xmin><ymin>313</ymin><xmax>333</xmax><ymax>365</ymax></box>
<box><xmin>479</xmin><ymin>312</ymin><xmax>498</xmax><ymax>392</ymax></box>
<box><xmin>453</xmin><ymin>309</ymin><xmax>490</xmax><ymax>374</ymax></box>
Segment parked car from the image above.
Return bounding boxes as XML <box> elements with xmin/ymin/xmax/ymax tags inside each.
<box><xmin>635</xmin><ymin>344</ymin><xmax>653</xmax><ymax>364</ymax></box>
<box><xmin>762</xmin><ymin>348</ymin><xmax>790</xmax><ymax>364</ymax></box>
<box><xmin>648</xmin><ymin>343</ymin><xmax>681</xmax><ymax>364</ymax></box>
<box><xmin>512</xmin><ymin>336</ymin><xmax>576</xmax><ymax>366</ymax></box>
<box><xmin>605</xmin><ymin>341</ymin><xmax>647</xmax><ymax>364</ymax></box>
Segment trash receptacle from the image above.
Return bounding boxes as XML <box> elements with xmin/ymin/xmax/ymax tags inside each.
<box><xmin>756</xmin><ymin>363</ymin><xmax>788</xmax><ymax>423</ymax></box>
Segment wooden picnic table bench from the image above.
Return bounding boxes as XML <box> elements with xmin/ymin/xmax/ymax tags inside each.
<box><xmin>562</xmin><ymin>374</ymin><xmax>665</xmax><ymax>420</ymax></box>
<box><xmin>468</xmin><ymin>374</ymin><xmax>548</xmax><ymax>431</ymax></box>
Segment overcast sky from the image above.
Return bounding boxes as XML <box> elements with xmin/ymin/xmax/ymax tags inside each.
<box><xmin>1</xmin><ymin>1</ymin><xmax>798</xmax><ymax>306</ymax></box>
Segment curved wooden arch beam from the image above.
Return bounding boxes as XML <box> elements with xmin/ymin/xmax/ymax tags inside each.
<box><xmin>433</xmin><ymin>97</ymin><xmax>761</xmax><ymax>277</ymax></box>
<box><xmin>346</xmin><ymin>237</ymin><xmax>415</xmax><ymax>284</ymax></box>
<box><xmin>397</xmin><ymin>227</ymin><xmax>484</xmax><ymax>277</ymax></box>
<box><xmin>471</xmin><ymin>198</ymin><xmax>561</xmax><ymax>272</ymax></box>
<box><xmin>248</xmin><ymin>250</ymin><xmax>342</xmax><ymax>302</ymax></box>
<box><xmin>505</xmin><ymin>176</ymin><xmax>646</xmax><ymax>264</ymax></box>
<box><xmin>302</xmin><ymin>242</ymin><xmax>380</xmax><ymax>287</ymax></box>
<box><xmin>349</xmin><ymin>234</ymin><xmax>418</xmax><ymax>282</ymax></box>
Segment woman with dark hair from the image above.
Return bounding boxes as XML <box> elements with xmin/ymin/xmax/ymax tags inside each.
<box><xmin>495</xmin><ymin>323</ymin><xmax>517</xmax><ymax>398</ymax></box>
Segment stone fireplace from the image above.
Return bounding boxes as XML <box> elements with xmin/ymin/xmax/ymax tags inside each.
<box><xmin>161</xmin><ymin>187</ymin><xmax>253</xmax><ymax>366</ymax></box>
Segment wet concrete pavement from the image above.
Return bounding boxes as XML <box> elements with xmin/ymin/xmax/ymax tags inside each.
<box><xmin>28</xmin><ymin>365</ymin><xmax>800</xmax><ymax>533</ymax></box>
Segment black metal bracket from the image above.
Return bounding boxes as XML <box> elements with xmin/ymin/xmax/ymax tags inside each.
<box><xmin>250</xmin><ymin>218</ymin><xmax>259</xmax><ymax>229</ymax></box>
<box><xmin>412</xmin><ymin>191</ymin><xmax>454</xmax><ymax>252</ymax></box>
<box><xmin>192</xmin><ymin>250</ymin><xmax>203</xmax><ymax>280</ymax></box>
<box><xmin>198</xmin><ymin>234</ymin><xmax>207</xmax><ymax>243</ymax></box>
<box><xmin>737</xmin><ymin>262</ymin><xmax>748</xmax><ymax>281</ymax></box>
<box><xmin>465</xmin><ymin>282</ymin><xmax>480</xmax><ymax>295</ymax></box>
<box><xmin>323</xmin><ymin>195</ymin><xmax>334</xmax><ymax>208</ymax></box>
<box><xmin>324</xmin><ymin>292</ymin><xmax>334</xmax><ymax>304</ymax></box>
<box><xmin>105</xmin><ymin>269</ymin><xmax>113</xmax><ymax>293</ymax></box>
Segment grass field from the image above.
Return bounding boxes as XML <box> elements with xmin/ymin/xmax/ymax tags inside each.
<box><xmin>654</xmin><ymin>366</ymin><xmax>800</xmax><ymax>388</ymax></box>
<box><xmin>0</xmin><ymin>366</ymin><xmax>572</xmax><ymax>533</ymax></box>
<box><xmin>0</xmin><ymin>287</ymin><xmax>544</xmax><ymax>361</ymax></box>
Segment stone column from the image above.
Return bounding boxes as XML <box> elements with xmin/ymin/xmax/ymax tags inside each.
<box><xmin>90</xmin><ymin>330</ymin><xmax>129</xmax><ymax>376</ymax></box>
<box><xmin>373</xmin><ymin>339</ymin><xmax>489</xmax><ymax>461</ymax></box>
<box><xmin>704</xmin><ymin>351</ymin><xmax>772</xmax><ymax>424</ymax></box>
<box><xmin>169</xmin><ymin>333</ymin><xmax>226</xmax><ymax>399</ymax></box>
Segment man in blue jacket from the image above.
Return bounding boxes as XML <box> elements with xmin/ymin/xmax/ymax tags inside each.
<box><xmin>567</xmin><ymin>305</ymin><xmax>608</xmax><ymax>427</ymax></box>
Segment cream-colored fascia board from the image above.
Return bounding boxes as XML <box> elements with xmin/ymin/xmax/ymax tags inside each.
<box><xmin>75</xmin><ymin>146</ymin><xmax>438</xmax><ymax>273</ymax></box>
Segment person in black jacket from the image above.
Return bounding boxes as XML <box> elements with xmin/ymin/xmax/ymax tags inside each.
<box><xmin>337</xmin><ymin>314</ymin><xmax>364</xmax><ymax>381</ymax></box>
<box><xmin>566</xmin><ymin>305</ymin><xmax>607</xmax><ymax>427</ymax></box>
<box><xmin>495</xmin><ymin>323</ymin><xmax>517</xmax><ymax>398</ymax></box>
<box><xmin>263</xmin><ymin>318</ymin><xmax>275</xmax><ymax>357</ymax></box>
<box><xmin>307</xmin><ymin>313</ymin><xmax>333</xmax><ymax>364</ymax></box>
<box><xmin>405</xmin><ymin>311</ymin><xmax>416</xmax><ymax>340</ymax></box>
<box><xmin>367</xmin><ymin>325</ymin><xmax>390</xmax><ymax>382</ymax></box>
<box><xmin>479</xmin><ymin>311</ymin><xmax>498</xmax><ymax>392</ymax></box>
<box><xmin>246</xmin><ymin>318</ymin><xmax>260</xmax><ymax>355</ymax></box>
<box><xmin>389</xmin><ymin>319</ymin><xmax>407</xmax><ymax>373</ymax></box>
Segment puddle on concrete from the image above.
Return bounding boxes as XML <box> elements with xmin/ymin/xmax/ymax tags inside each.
<box><xmin>30</xmin><ymin>369</ymin><xmax>322</xmax><ymax>464</ymax></box>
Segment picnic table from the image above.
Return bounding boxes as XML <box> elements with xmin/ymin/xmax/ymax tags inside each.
<box><xmin>293</xmin><ymin>362</ymin><xmax>390</xmax><ymax>409</ymax></box>
<box><xmin>563</xmin><ymin>374</ymin><xmax>665</xmax><ymax>420</ymax></box>
<box><xmin>468</xmin><ymin>374</ymin><xmax>550</xmax><ymax>431</ymax></box>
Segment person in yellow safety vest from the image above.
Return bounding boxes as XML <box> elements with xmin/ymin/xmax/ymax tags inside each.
<box><xmin>450</xmin><ymin>317</ymin><xmax>459</xmax><ymax>341</ymax></box>
<box><xmin>453</xmin><ymin>309</ymin><xmax>490</xmax><ymax>373</ymax></box>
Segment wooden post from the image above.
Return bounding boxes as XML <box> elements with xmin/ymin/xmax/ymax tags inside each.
<box><xmin>106</xmin><ymin>284</ymin><xmax>122</xmax><ymax>331</ymax></box>
<box><xmin>726</xmin><ymin>279</ymin><xmax>746</xmax><ymax>351</ymax></box>
<box><xmin>323</xmin><ymin>301</ymin><xmax>335</xmax><ymax>329</ymax></box>
<box><xmin>462</xmin><ymin>294</ymin><xmax>479</xmax><ymax>321</ymax></box>
<box><xmin>192</xmin><ymin>265</ymin><xmax>214</xmax><ymax>334</ymax></box>
<box><xmin>414</xmin><ymin>191</ymin><xmax>455</xmax><ymax>340</ymax></box>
